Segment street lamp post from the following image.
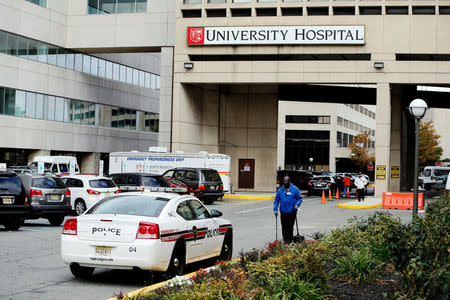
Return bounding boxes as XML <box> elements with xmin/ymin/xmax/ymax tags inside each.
<box><xmin>309</xmin><ymin>157</ymin><xmax>314</xmax><ymax>171</ymax></box>
<box><xmin>409</xmin><ymin>99</ymin><xmax>428</xmax><ymax>216</ymax></box>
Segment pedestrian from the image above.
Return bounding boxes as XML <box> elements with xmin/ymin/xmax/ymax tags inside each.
<box><xmin>343</xmin><ymin>175</ymin><xmax>351</xmax><ymax>197</ymax></box>
<box><xmin>354</xmin><ymin>172</ymin><xmax>368</xmax><ymax>202</ymax></box>
<box><xmin>274</xmin><ymin>176</ymin><xmax>302</xmax><ymax>243</ymax></box>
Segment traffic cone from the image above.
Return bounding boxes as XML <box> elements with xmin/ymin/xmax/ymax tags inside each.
<box><xmin>336</xmin><ymin>188</ymin><xmax>340</xmax><ymax>199</ymax></box>
<box><xmin>346</xmin><ymin>189</ymin><xmax>350</xmax><ymax>198</ymax></box>
<box><xmin>328</xmin><ymin>190</ymin><xmax>333</xmax><ymax>201</ymax></box>
<box><xmin>321</xmin><ymin>190</ymin><xmax>327</xmax><ymax>204</ymax></box>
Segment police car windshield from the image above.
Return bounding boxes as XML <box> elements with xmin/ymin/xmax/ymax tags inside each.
<box><xmin>86</xmin><ymin>195</ymin><xmax>169</xmax><ymax>217</ymax></box>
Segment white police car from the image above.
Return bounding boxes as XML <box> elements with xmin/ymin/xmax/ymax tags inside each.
<box><xmin>61</xmin><ymin>191</ymin><xmax>232</xmax><ymax>278</ymax></box>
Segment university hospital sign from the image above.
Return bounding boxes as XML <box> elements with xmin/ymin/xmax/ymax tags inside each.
<box><xmin>187</xmin><ymin>26</ymin><xmax>365</xmax><ymax>46</ymax></box>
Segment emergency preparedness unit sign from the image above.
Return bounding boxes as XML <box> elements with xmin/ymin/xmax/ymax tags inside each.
<box><xmin>187</xmin><ymin>25</ymin><xmax>365</xmax><ymax>46</ymax></box>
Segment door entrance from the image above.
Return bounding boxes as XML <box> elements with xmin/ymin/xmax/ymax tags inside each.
<box><xmin>238</xmin><ymin>159</ymin><xmax>255</xmax><ymax>189</ymax></box>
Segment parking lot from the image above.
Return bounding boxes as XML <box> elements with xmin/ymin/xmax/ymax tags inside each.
<box><xmin>0</xmin><ymin>192</ymin><xmax>423</xmax><ymax>300</ymax></box>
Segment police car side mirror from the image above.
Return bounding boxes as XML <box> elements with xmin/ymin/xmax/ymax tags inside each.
<box><xmin>210</xmin><ymin>210</ymin><xmax>222</xmax><ymax>218</ymax></box>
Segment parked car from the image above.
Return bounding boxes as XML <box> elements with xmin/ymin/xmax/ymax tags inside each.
<box><xmin>446</xmin><ymin>176</ymin><xmax>450</xmax><ymax>195</ymax></box>
<box><xmin>109</xmin><ymin>173</ymin><xmax>171</xmax><ymax>193</ymax></box>
<box><xmin>8</xmin><ymin>166</ymin><xmax>32</xmax><ymax>175</ymax></box>
<box><xmin>420</xmin><ymin>166</ymin><xmax>450</xmax><ymax>191</ymax></box>
<box><xmin>276</xmin><ymin>170</ymin><xmax>314</xmax><ymax>191</ymax></box>
<box><xmin>28</xmin><ymin>175</ymin><xmax>72</xmax><ymax>226</ymax></box>
<box><xmin>165</xmin><ymin>178</ymin><xmax>194</xmax><ymax>195</ymax></box>
<box><xmin>163</xmin><ymin>168</ymin><xmax>224</xmax><ymax>204</ymax></box>
<box><xmin>307</xmin><ymin>175</ymin><xmax>337</xmax><ymax>196</ymax></box>
<box><xmin>62</xmin><ymin>175</ymin><xmax>121</xmax><ymax>215</ymax></box>
<box><xmin>0</xmin><ymin>171</ymin><xmax>29</xmax><ymax>230</ymax></box>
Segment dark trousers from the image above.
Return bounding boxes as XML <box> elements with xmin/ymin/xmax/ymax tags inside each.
<box><xmin>357</xmin><ymin>188</ymin><xmax>365</xmax><ymax>202</ymax></box>
<box><xmin>280</xmin><ymin>211</ymin><xmax>297</xmax><ymax>243</ymax></box>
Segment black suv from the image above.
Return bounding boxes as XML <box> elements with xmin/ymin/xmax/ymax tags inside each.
<box><xmin>163</xmin><ymin>168</ymin><xmax>224</xmax><ymax>204</ymax></box>
<box><xmin>0</xmin><ymin>172</ymin><xmax>29</xmax><ymax>230</ymax></box>
<box><xmin>109</xmin><ymin>173</ymin><xmax>171</xmax><ymax>192</ymax></box>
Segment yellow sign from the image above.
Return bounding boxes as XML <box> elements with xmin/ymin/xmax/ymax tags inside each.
<box><xmin>391</xmin><ymin>166</ymin><xmax>400</xmax><ymax>179</ymax></box>
<box><xmin>376</xmin><ymin>165</ymin><xmax>386</xmax><ymax>180</ymax></box>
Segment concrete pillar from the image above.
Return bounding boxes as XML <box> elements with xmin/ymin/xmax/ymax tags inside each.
<box><xmin>375</xmin><ymin>83</ymin><xmax>391</xmax><ymax>197</ymax></box>
<box><xmin>158</xmin><ymin>47</ymin><xmax>174</xmax><ymax>151</ymax></box>
<box><xmin>80</xmin><ymin>152</ymin><xmax>100</xmax><ymax>174</ymax></box>
<box><xmin>27</xmin><ymin>149</ymin><xmax>50</xmax><ymax>165</ymax></box>
<box><xmin>389</xmin><ymin>87</ymin><xmax>402</xmax><ymax>192</ymax></box>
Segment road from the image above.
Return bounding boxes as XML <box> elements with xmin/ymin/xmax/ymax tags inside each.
<box><xmin>0</xmin><ymin>195</ymin><xmax>417</xmax><ymax>300</ymax></box>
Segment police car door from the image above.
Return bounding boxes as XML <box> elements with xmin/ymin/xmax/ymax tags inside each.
<box><xmin>175</xmin><ymin>200</ymin><xmax>205</xmax><ymax>264</ymax></box>
<box><xmin>187</xmin><ymin>199</ymin><xmax>219</xmax><ymax>259</ymax></box>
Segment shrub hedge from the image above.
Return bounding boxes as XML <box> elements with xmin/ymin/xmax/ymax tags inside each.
<box><xmin>130</xmin><ymin>195</ymin><xmax>449</xmax><ymax>300</ymax></box>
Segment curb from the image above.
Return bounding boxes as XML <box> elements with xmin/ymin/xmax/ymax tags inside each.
<box><xmin>337</xmin><ymin>201</ymin><xmax>382</xmax><ymax>209</ymax></box>
<box><xmin>223</xmin><ymin>194</ymin><xmax>275</xmax><ymax>200</ymax></box>
<box><xmin>110</xmin><ymin>258</ymin><xmax>241</xmax><ymax>300</ymax></box>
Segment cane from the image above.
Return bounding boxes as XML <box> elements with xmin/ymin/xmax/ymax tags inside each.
<box><xmin>275</xmin><ymin>213</ymin><xmax>278</xmax><ymax>241</ymax></box>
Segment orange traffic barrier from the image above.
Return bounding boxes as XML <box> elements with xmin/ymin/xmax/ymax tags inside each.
<box><xmin>321</xmin><ymin>190</ymin><xmax>327</xmax><ymax>204</ymax></box>
<box><xmin>336</xmin><ymin>188</ymin><xmax>340</xmax><ymax>199</ymax></box>
<box><xmin>328</xmin><ymin>190</ymin><xmax>333</xmax><ymax>201</ymax></box>
<box><xmin>382</xmin><ymin>192</ymin><xmax>424</xmax><ymax>210</ymax></box>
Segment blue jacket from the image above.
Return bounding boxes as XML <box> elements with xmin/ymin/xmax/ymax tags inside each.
<box><xmin>274</xmin><ymin>184</ymin><xmax>302</xmax><ymax>214</ymax></box>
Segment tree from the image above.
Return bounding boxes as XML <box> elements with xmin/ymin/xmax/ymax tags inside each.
<box><xmin>348</xmin><ymin>132</ymin><xmax>375</xmax><ymax>169</ymax></box>
<box><xmin>419</xmin><ymin>120</ymin><xmax>443</xmax><ymax>168</ymax></box>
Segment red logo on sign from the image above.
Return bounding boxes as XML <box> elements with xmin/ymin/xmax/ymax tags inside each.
<box><xmin>187</xmin><ymin>27</ymin><xmax>205</xmax><ymax>45</ymax></box>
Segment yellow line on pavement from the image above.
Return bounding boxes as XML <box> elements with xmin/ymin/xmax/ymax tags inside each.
<box><xmin>337</xmin><ymin>201</ymin><xmax>382</xmax><ymax>209</ymax></box>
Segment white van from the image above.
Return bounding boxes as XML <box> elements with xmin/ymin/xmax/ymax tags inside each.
<box><xmin>420</xmin><ymin>166</ymin><xmax>450</xmax><ymax>191</ymax></box>
<box><xmin>30</xmin><ymin>156</ymin><xmax>80</xmax><ymax>175</ymax></box>
<box><xmin>109</xmin><ymin>151</ymin><xmax>231</xmax><ymax>192</ymax></box>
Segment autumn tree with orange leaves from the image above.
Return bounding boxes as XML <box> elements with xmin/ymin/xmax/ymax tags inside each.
<box><xmin>348</xmin><ymin>132</ymin><xmax>375</xmax><ymax>169</ymax></box>
<box><xmin>419</xmin><ymin>121</ymin><xmax>443</xmax><ymax>169</ymax></box>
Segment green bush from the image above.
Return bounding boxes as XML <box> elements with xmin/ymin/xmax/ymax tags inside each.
<box><xmin>331</xmin><ymin>247</ymin><xmax>384</xmax><ymax>284</ymax></box>
<box><xmin>387</xmin><ymin>195</ymin><xmax>450</xmax><ymax>299</ymax></box>
<box><xmin>270</xmin><ymin>273</ymin><xmax>330</xmax><ymax>300</ymax></box>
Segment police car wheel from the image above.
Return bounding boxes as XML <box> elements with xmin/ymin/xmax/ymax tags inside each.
<box><xmin>70</xmin><ymin>264</ymin><xmax>94</xmax><ymax>278</ymax></box>
<box><xmin>75</xmin><ymin>200</ymin><xmax>87</xmax><ymax>215</ymax></box>
<box><xmin>167</xmin><ymin>242</ymin><xmax>186</xmax><ymax>277</ymax></box>
<box><xmin>219</xmin><ymin>231</ymin><xmax>233</xmax><ymax>261</ymax></box>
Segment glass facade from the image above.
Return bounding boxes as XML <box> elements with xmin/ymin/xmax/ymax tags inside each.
<box><xmin>0</xmin><ymin>30</ymin><xmax>160</xmax><ymax>91</ymax></box>
<box><xmin>336</xmin><ymin>131</ymin><xmax>375</xmax><ymax>148</ymax></box>
<box><xmin>88</xmin><ymin>0</ymin><xmax>147</xmax><ymax>14</ymax></box>
<box><xmin>285</xmin><ymin>130</ymin><xmax>330</xmax><ymax>170</ymax></box>
<box><xmin>25</xmin><ymin>0</ymin><xmax>46</xmax><ymax>7</ymax></box>
<box><xmin>0</xmin><ymin>87</ymin><xmax>159</xmax><ymax>133</ymax></box>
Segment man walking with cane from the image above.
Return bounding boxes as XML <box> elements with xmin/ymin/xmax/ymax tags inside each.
<box><xmin>274</xmin><ymin>176</ymin><xmax>302</xmax><ymax>243</ymax></box>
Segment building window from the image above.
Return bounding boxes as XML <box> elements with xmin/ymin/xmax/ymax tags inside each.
<box><xmin>337</xmin><ymin>131</ymin><xmax>342</xmax><ymax>147</ymax></box>
<box><xmin>285</xmin><ymin>115</ymin><xmax>330</xmax><ymax>124</ymax></box>
<box><xmin>88</xmin><ymin>0</ymin><xmax>147</xmax><ymax>14</ymax></box>
<box><xmin>25</xmin><ymin>0</ymin><xmax>46</xmax><ymax>8</ymax></box>
<box><xmin>0</xmin><ymin>86</ymin><xmax>157</xmax><ymax>133</ymax></box>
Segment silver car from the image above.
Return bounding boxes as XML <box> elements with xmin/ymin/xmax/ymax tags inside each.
<box><xmin>28</xmin><ymin>175</ymin><xmax>72</xmax><ymax>226</ymax></box>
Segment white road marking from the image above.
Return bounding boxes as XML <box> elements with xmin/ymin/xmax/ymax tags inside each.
<box><xmin>235</xmin><ymin>206</ymin><xmax>272</xmax><ymax>214</ymax></box>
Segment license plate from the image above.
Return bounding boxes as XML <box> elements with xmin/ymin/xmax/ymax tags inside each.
<box><xmin>210</xmin><ymin>186</ymin><xmax>216</xmax><ymax>189</ymax></box>
<box><xmin>103</xmin><ymin>192</ymin><xmax>111</xmax><ymax>196</ymax></box>
<box><xmin>49</xmin><ymin>195</ymin><xmax>60</xmax><ymax>201</ymax></box>
<box><xmin>95</xmin><ymin>246</ymin><xmax>112</xmax><ymax>256</ymax></box>
<box><xmin>2</xmin><ymin>197</ymin><xmax>13</xmax><ymax>204</ymax></box>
